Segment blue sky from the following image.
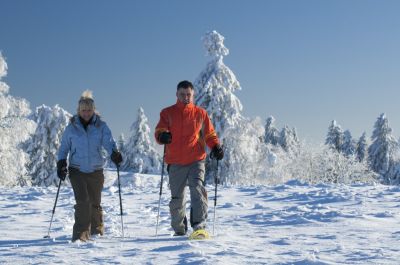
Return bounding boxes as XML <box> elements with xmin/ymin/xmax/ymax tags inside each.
<box><xmin>1</xmin><ymin>0</ymin><xmax>400</xmax><ymax>142</ymax></box>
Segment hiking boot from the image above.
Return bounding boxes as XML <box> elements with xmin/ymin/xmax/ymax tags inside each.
<box><xmin>192</xmin><ymin>222</ymin><xmax>205</xmax><ymax>231</ymax></box>
<box><xmin>72</xmin><ymin>231</ymin><xmax>90</xmax><ymax>242</ymax></box>
<box><xmin>173</xmin><ymin>231</ymin><xmax>186</xmax><ymax>236</ymax></box>
<box><xmin>91</xmin><ymin>223</ymin><xmax>104</xmax><ymax>236</ymax></box>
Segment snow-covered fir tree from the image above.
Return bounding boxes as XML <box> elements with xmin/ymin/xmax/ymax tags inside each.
<box><xmin>342</xmin><ymin>130</ymin><xmax>356</xmax><ymax>157</ymax></box>
<box><xmin>356</xmin><ymin>132</ymin><xmax>368</xmax><ymax>162</ymax></box>
<box><xmin>385</xmin><ymin>138</ymin><xmax>400</xmax><ymax>185</ymax></box>
<box><xmin>325</xmin><ymin>120</ymin><xmax>344</xmax><ymax>152</ymax></box>
<box><xmin>117</xmin><ymin>133</ymin><xmax>126</xmax><ymax>153</ymax></box>
<box><xmin>193</xmin><ymin>30</ymin><xmax>249</xmax><ymax>182</ymax></box>
<box><xmin>264</xmin><ymin>116</ymin><xmax>280</xmax><ymax>146</ymax></box>
<box><xmin>279</xmin><ymin>125</ymin><xmax>300</xmax><ymax>153</ymax></box>
<box><xmin>122</xmin><ymin>107</ymin><xmax>161</xmax><ymax>173</ymax></box>
<box><xmin>291</xmin><ymin>128</ymin><xmax>300</xmax><ymax>150</ymax></box>
<box><xmin>0</xmin><ymin>53</ymin><xmax>36</xmax><ymax>186</ymax></box>
<box><xmin>194</xmin><ymin>30</ymin><xmax>243</xmax><ymax>139</ymax></box>
<box><xmin>104</xmin><ymin>133</ymin><xmax>127</xmax><ymax>168</ymax></box>
<box><xmin>26</xmin><ymin>105</ymin><xmax>71</xmax><ymax>186</ymax></box>
<box><xmin>116</xmin><ymin>133</ymin><xmax>126</xmax><ymax>168</ymax></box>
<box><xmin>386</xmin><ymin>160</ymin><xmax>400</xmax><ymax>185</ymax></box>
<box><xmin>368</xmin><ymin>113</ymin><xmax>398</xmax><ymax>182</ymax></box>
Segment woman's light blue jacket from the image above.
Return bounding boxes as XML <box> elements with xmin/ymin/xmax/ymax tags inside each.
<box><xmin>58</xmin><ymin>114</ymin><xmax>117</xmax><ymax>173</ymax></box>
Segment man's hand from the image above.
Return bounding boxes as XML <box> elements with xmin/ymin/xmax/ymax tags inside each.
<box><xmin>158</xmin><ymin>132</ymin><xmax>172</xmax><ymax>144</ymax></box>
<box><xmin>211</xmin><ymin>144</ymin><xmax>224</xmax><ymax>160</ymax></box>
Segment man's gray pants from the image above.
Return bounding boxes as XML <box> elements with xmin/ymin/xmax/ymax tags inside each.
<box><xmin>168</xmin><ymin>160</ymin><xmax>208</xmax><ymax>234</ymax></box>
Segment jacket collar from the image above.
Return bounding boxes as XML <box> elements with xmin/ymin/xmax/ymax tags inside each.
<box><xmin>72</xmin><ymin>114</ymin><xmax>99</xmax><ymax>127</ymax></box>
<box><xmin>176</xmin><ymin>100</ymin><xmax>194</xmax><ymax>110</ymax></box>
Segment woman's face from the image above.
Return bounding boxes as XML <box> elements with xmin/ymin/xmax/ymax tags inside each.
<box><xmin>79</xmin><ymin>107</ymin><xmax>94</xmax><ymax>122</ymax></box>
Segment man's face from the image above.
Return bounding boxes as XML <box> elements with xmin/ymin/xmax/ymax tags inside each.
<box><xmin>176</xmin><ymin>87</ymin><xmax>194</xmax><ymax>105</ymax></box>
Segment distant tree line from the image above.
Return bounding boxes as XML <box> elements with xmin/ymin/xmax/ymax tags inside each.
<box><xmin>0</xmin><ymin>31</ymin><xmax>398</xmax><ymax>186</ymax></box>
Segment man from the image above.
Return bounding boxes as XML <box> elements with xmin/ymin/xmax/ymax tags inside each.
<box><xmin>155</xmin><ymin>80</ymin><xmax>224</xmax><ymax>238</ymax></box>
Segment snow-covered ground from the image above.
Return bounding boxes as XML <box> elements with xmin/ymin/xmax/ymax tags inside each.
<box><xmin>1</xmin><ymin>169</ymin><xmax>400</xmax><ymax>264</ymax></box>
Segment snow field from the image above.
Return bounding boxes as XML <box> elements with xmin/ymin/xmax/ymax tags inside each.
<box><xmin>1</xmin><ymin>171</ymin><xmax>400</xmax><ymax>264</ymax></box>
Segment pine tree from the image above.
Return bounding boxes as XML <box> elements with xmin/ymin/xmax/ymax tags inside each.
<box><xmin>193</xmin><ymin>30</ymin><xmax>248</xmax><ymax>182</ymax></box>
<box><xmin>325</xmin><ymin>120</ymin><xmax>344</xmax><ymax>152</ymax></box>
<box><xmin>194</xmin><ymin>30</ymin><xmax>243</xmax><ymax>139</ymax></box>
<box><xmin>0</xmin><ymin>53</ymin><xmax>36</xmax><ymax>186</ymax></box>
<box><xmin>26</xmin><ymin>105</ymin><xmax>71</xmax><ymax>186</ymax></box>
<box><xmin>108</xmin><ymin>133</ymin><xmax>126</xmax><ymax>168</ymax></box>
<box><xmin>114</xmin><ymin>133</ymin><xmax>127</xmax><ymax>169</ymax></box>
<box><xmin>292</xmin><ymin>127</ymin><xmax>299</xmax><ymax>146</ymax></box>
<box><xmin>122</xmin><ymin>107</ymin><xmax>161</xmax><ymax>173</ymax></box>
<box><xmin>386</xmin><ymin>162</ymin><xmax>400</xmax><ymax>185</ymax></box>
<box><xmin>356</xmin><ymin>132</ymin><xmax>368</xmax><ymax>162</ymax></box>
<box><xmin>0</xmin><ymin>53</ymin><xmax>7</xmax><ymax>94</ymax></box>
<box><xmin>117</xmin><ymin>133</ymin><xmax>126</xmax><ymax>152</ymax></box>
<box><xmin>342</xmin><ymin>130</ymin><xmax>356</xmax><ymax>157</ymax></box>
<box><xmin>264</xmin><ymin>116</ymin><xmax>279</xmax><ymax>146</ymax></box>
<box><xmin>279</xmin><ymin>125</ymin><xmax>300</xmax><ymax>153</ymax></box>
<box><xmin>368</xmin><ymin>113</ymin><xmax>398</xmax><ymax>181</ymax></box>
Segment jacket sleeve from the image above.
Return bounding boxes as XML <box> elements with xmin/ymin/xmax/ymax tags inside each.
<box><xmin>58</xmin><ymin>125</ymin><xmax>71</xmax><ymax>161</ymax></box>
<box><xmin>102</xmin><ymin>123</ymin><xmax>117</xmax><ymax>155</ymax></box>
<box><xmin>155</xmin><ymin>109</ymin><xmax>170</xmax><ymax>144</ymax></box>
<box><xmin>203</xmin><ymin>111</ymin><xmax>219</xmax><ymax>149</ymax></box>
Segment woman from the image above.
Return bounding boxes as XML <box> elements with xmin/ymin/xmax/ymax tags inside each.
<box><xmin>57</xmin><ymin>90</ymin><xmax>122</xmax><ymax>242</ymax></box>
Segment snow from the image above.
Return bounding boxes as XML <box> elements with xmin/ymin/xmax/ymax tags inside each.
<box><xmin>1</xmin><ymin>170</ymin><xmax>400</xmax><ymax>264</ymax></box>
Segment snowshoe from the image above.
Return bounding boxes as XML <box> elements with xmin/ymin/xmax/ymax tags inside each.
<box><xmin>188</xmin><ymin>229</ymin><xmax>210</xmax><ymax>240</ymax></box>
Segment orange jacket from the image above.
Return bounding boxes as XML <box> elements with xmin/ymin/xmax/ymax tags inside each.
<box><xmin>155</xmin><ymin>100</ymin><xmax>219</xmax><ymax>165</ymax></box>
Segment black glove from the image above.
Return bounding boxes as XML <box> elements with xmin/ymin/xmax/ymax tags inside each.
<box><xmin>57</xmin><ymin>159</ymin><xmax>68</xmax><ymax>181</ymax></box>
<box><xmin>211</xmin><ymin>144</ymin><xmax>224</xmax><ymax>160</ymax></box>
<box><xmin>111</xmin><ymin>150</ymin><xmax>123</xmax><ymax>166</ymax></box>
<box><xmin>158</xmin><ymin>131</ymin><xmax>172</xmax><ymax>144</ymax></box>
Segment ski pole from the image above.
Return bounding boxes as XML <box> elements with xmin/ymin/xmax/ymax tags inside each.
<box><xmin>44</xmin><ymin>178</ymin><xmax>63</xmax><ymax>239</ymax></box>
<box><xmin>212</xmin><ymin>159</ymin><xmax>219</xmax><ymax>236</ymax></box>
<box><xmin>155</xmin><ymin>145</ymin><xmax>166</xmax><ymax>236</ymax></box>
<box><xmin>117</xmin><ymin>165</ymin><xmax>124</xmax><ymax>239</ymax></box>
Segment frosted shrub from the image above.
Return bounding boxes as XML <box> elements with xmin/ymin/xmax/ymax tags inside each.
<box><xmin>267</xmin><ymin>143</ymin><xmax>377</xmax><ymax>185</ymax></box>
<box><xmin>219</xmin><ymin>118</ymin><xmax>268</xmax><ymax>185</ymax></box>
